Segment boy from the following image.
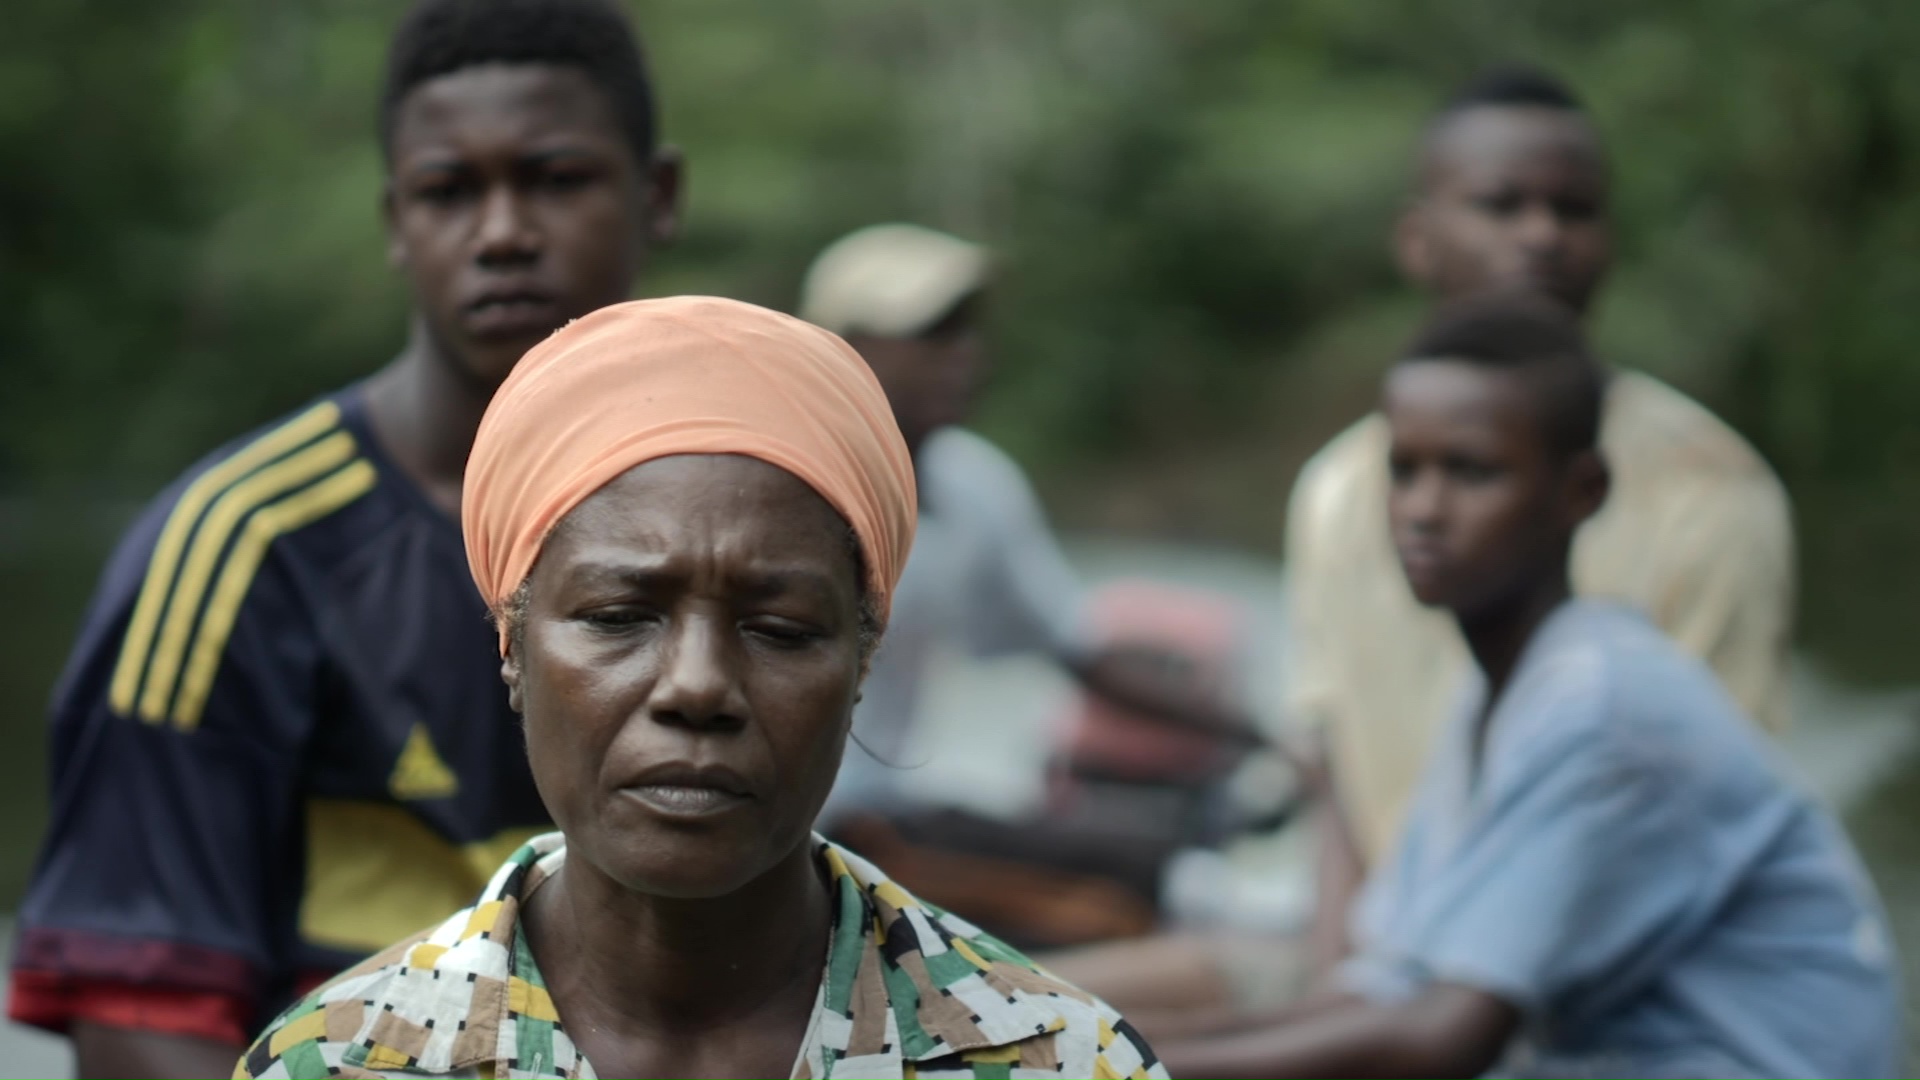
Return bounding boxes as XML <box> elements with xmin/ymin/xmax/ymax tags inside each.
<box><xmin>1285</xmin><ymin>68</ymin><xmax>1795</xmax><ymax>937</ymax></box>
<box><xmin>1165</xmin><ymin>293</ymin><xmax>1898</xmax><ymax>1078</ymax></box>
<box><xmin>8</xmin><ymin>1</ymin><xmax>681</xmax><ymax>1075</ymax></box>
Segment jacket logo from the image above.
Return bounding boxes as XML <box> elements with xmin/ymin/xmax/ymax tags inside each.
<box><xmin>389</xmin><ymin>723</ymin><xmax>460</xmax><ymax>801</ymax></box>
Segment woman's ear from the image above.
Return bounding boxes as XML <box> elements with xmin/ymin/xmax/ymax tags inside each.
<box><xmin>501</xmin><ymin>639</ymin><xmax>525</xmax><ymax>715</ymax></box>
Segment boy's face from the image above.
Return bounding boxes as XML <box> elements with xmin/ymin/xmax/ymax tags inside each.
<box><xmin>384</xmin><ymin>64</ymin><xmax>681</xmax><ymax>390</ymax></box>
<box><xmin>1396</xmin><ymin>106</ymin><xmax>1611</xmax><ymax>315</ymax></box>
<box><xmin>1384</xmin><ymin>360</ymin><xmax>1599</xmax><ymax>621</ymax></box>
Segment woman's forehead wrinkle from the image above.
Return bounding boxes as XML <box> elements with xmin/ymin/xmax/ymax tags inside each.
<box><xmin>537</xmin><ymin>468</ymin><xmax>855</xmax><ymax>611</ymax></box>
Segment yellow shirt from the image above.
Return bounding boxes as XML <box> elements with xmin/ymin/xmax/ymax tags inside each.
<box><xmin>1285</xmin><ymin>371</ymin><xmax>1795</xmax><ymax>862</ymax></box>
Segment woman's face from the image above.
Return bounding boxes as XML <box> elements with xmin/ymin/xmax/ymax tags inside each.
<box><xmin>505</xmin><ymin>454</ymin><xmax>865</xmax><ymax>898</ymax></box>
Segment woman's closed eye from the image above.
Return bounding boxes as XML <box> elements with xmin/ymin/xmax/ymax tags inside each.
<box><xmin>580</xmin><ymin>604</ymin><xmax>660</xmax><ymax>633</ymax></box>
<box><xmin>742</xmin><ymin>616</ymin><xmax>828</xmax><ymax>649</ymax></box>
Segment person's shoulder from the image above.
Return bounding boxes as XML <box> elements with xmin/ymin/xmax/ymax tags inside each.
<box><xmin>921</xmin><ymin>914</ymin><xmax>1167</xmax><ymax>1079</ymax></box>
<box><xmin>1287</xmin><ymin>412</ymin><xmax>1388</xmax><ymax>535</ymax></box>
<box><xmin>79</xmin><ymin>392</ymin><xmax>396</xmax><ymax>726</ymax></box>
<box><xmin>913</xmin><ymin>907</ymin><xmax>1167</xmax><ymax>1076</ymax></box>
<box><xmin>238</xmin><ymin>837</ymin><xmax>561</xmax><ymax>1078</ymax></box>
<box><xmin>118</xmin><ymin>391</ymin><xmax>391</xmax><ymax>586</ymax></box>
<box><xmin>823</xmin><ymin>841</ymin><xmax>1165</xmax><ymax>1078</ymax></box>
<box><xmin>1588</xmin><ymin>372</ymin><xmax>1793</xmax><ymax>604</ymax></box>
<box><xmin>1296</xmin><ymin>412</ymin><xmax>1389</xmax><ymax>489</ymax></box>
<box><xmin>234</xmin><ymin>921</ymin><xmax>500</xmax><ymax>1079</ymax></box>
<box><xmin>235</xmin><ymin>926</ymin><xmax>441</xmax><ymax>1078</ymax></box>
<box><xmin>1513</xmin><ymin>602</ymin><xmax>1747</xmax><ymax>763</ymax></box>
<box><xmin>916</xmin><ymin>427</ymin><xmax>1053</xmax><ymax>532</ymax></box>
<box><xmin>918</xmin><ymin>426</ymin><xmax>1031</xmax><ymax>494</ymax></box>
<box><xmin>1605</xmin><ymin>371</ymin><xmax>1783</xmax><ymax>490</ymax></box>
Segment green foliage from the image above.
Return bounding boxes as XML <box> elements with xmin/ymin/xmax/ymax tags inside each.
<box><xmin>4</xmin><ymin>0</ymin><xmax>1919</xmax><ymax>678</ymax></box>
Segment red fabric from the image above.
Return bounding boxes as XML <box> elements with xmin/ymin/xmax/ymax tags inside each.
<box><xmin>12</xmin><ymin>926</ymin><xmax>256</xmax><ymax>999</ymax></box>
<box><xmin>291</xmin><ymin>968</ymin><xmax>334</xmax><ymax>1000</ymax></box>
<box><xmin>8</xmin><ymin>969</ymin><xmax>249</xmax><ymax>1046</ymax></box>
<box><xmin>1056</xmin><ymin>580</ymin><xmax>1245</xmax><ymax>783</ymax></box>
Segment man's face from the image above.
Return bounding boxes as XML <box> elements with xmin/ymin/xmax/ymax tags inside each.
<box><xmin>1397</xmin><ymin>106</ymin><xmax>1611</xmax><ymax>314</ymax></box>
<box><xmin>384</xmin><ymin>64</ymin><xmax>681</xmax><ymax>389</ymax></box>
<box><xmin>850</xmin><ymin>297</ymin><xmax>987</xmax><ymax>454</ymax></box>
<box><xmin>1384</xmin><ymin>360</ymin><xmax>1591</xmax><ymax>621</ymax></box>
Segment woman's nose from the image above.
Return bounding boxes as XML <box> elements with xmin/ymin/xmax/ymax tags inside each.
<box><xmin>645</xmin><ymin>615</ymin><xmax>744</xmax><ymax>731</ymax></box>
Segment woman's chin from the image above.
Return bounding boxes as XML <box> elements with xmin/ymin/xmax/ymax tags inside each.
<box><xmin>585</xmin><ymin>828</ymin><xmax>799</xmax><ymax>900</ymax></box>
<box><xmin>608</xmin><ymin>853</ymin><xmax>762</xmax><ymax>899</ymax></box>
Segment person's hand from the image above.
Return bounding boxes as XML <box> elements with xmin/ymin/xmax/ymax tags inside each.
<box><xmin>1080</xmin><ymin>643</ymin><xmax>1269</xmax><ymax>750</ymax></box>
<box><xmin>1277</xmin><ymin>726</ymin><xmax>1334</xmax><ymax>805</ymax></box>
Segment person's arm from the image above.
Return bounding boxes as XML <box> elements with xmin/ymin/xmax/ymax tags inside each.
<box><xmin>1127</xmin><ymin>987</ymin><xmax>1362</xmax><ymax>1045</ymax></box>
<box><xmin>1162</xmin><ymin>982</ymin><xmax>1519</xmax><ymax>1078</ymax></box>
<box><xmin>1304</xmin><ymin>755</ymin><xmax>1366</xmax><ymax>981</ymax></box>
<box><xmin>10</xmin><ymin>499</ymin><xmax>318</xmax><ymax>1077</ymax></box>
<box><xmin>74</xmin><ymin>1023</ymin><xmax>250</xmax><ymax>1080</ymax></box>
<box><xmin>1069</xmin><ymin>645</ymin><xmax>1268</xmax><ymax>748</ymax></box>
<box><xmin>1177</xmin><ymin>674</ymin><xmax>1721</xmax><ymax>1078</ymax></box>
<box><xmin>944</xmin><ymin>430</ymin><xmax>1269</xmax><ymax>749</ymax></box>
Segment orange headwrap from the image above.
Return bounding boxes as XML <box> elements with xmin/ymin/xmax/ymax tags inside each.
<box><xmin>462</xmin><ymin>296</ymin><xmax>917</xmax><ymax>652</ymax></box>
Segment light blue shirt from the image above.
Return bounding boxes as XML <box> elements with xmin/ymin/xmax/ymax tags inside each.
<box><xmin>822</xmin><ymin>427</ymin><xmax>1087</xmax><ymax>824</ymax></box>
<box><xmin>1343</xmin><ymin>601</ymin><xmax>1901</xmax><ymax>1078</ymax></box>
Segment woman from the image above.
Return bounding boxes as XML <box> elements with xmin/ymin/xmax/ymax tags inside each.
<box><xmin>236</xmin><ymin>297</ymin><xmax>1166</xmax><ymax>1080</ymax></box>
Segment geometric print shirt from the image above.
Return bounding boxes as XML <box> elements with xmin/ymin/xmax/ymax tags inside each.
<box><xmin>235</xmin><ymin>833</ymin><xmax>1167</xmax><ymax>1079</ymax></box>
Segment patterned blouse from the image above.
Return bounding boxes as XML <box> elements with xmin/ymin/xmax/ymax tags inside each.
<box><xmin>236</xmin><ymin>833</ymin><xmax>1166</xmax><ymax>1079</ymax></box>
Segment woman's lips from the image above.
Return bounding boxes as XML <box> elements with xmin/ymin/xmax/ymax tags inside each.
<box><xmin>621</xmin><ymin>783</ymin><xmax>752</xmax><ymax>819</ymax></box>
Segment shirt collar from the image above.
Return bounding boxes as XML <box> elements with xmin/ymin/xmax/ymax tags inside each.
<box><xmin>423</xmin><ymin>833</ymin><xmax>1070</xmax><ymax>1078</ymax></box>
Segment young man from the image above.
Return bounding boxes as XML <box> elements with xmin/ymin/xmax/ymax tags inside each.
<box><xmin>801</xmin><ymin>223</ymin><xmax>1260</xmax><ymax>831</ymax></box>
<box><xmin>1165</xmin><ymin>294</ymin><xmax>1898</xmax><ymax>1079</ymax></box>
<box><xmin>7</xmin><ymin>2</ymin><xmax>681</xmax><ymax>1075</ymax></box>
<box><xmin>799</xmin><ymin>224</ymin><xmax>1264</xmax><ymax>943</ymax></box>
<box><xmin>1285</xmin><ymin>66</ymin><xmax>1795</xmax><ymax>965</ymax></box>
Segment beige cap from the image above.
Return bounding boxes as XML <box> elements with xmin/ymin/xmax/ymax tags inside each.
<box><xmin>798</xmin><ymin>223</ymin><xmax>989</xmax><ymax>339</ymax></box>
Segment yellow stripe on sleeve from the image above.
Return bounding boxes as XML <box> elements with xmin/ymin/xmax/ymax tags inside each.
<box><xmin>171</xmin><ymin>459</ymin><xmax>376</xmax><ymax>730</ymax></box>
<box><xmin>137</xmin><ymin>431</ymin><xmax>358</xmax><ymax>723</ymax></box>
<box><xmin>108</xmin><ymin>401</ymin><xmax>341</xmax><ymax>716</ymax></box>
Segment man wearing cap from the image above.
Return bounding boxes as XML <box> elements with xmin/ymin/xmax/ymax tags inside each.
<box><xmin>799</xmin><ymin>225</ymin><xmax>1260</xmax><ymax>921</ymax></box>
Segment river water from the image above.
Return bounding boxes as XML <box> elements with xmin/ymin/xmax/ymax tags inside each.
<box><xmin>0</xmin><ymin>533</ymin><xmax>1914</xmax><ymax>1075</ymax></box>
